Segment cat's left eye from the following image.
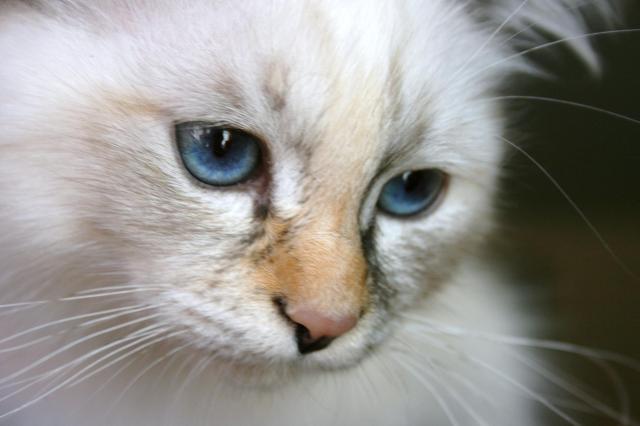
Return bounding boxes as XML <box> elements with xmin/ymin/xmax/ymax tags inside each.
<box><xmin>175</xmin><ymin>123</ymin><xmax>262</xmax><ymax>186</ymax></box>
<box><xmin>377</xmin><ymin>169</ymin><xmax>446</xmax><ymax>217</ymax></box>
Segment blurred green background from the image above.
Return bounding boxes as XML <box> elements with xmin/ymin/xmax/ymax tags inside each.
<box><xmin>496</xmin><ymin>3</ymin><xmax>640</xmax><ymax>424</ymax></box>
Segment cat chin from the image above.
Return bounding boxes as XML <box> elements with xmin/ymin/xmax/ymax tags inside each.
<box><xmin>176</xmin><ymin>349</ymin><xmax>367</xmax><ymax>390</ymax></box>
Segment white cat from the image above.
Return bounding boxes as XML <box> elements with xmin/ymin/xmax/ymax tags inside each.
<box><xmin>0</xmin><ymin>1</ymin><xmax>629</xmax><ymax>425</ymax></box>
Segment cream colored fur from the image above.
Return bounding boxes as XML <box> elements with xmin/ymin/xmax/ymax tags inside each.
<box><xmin>0</xmin><ymin>1</ymin><xmax>618</xmax><ymax>425</ymax></box>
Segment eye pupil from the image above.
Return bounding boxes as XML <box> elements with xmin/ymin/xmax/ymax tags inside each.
<box><xmin>402</xmin><ymin>171</ymin><xmax>421</xmax><ymax>193</ymax></box>
<box><xmin>378</xmin><ymin>169</ymin><xmax>446</xmax><ymax>217</ymax></box>
<box><xmin>211</xmin><ymin>129</ymin><xmax>232</xmax><ymax>157</ymax></box>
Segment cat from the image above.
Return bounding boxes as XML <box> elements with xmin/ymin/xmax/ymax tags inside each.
<box><xmin>0</xmin><ymin>1</ymin><xmax>633</xmax><ymax>425</ymax></box>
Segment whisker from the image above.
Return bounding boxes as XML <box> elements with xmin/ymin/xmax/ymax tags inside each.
<box><xmin>77</xmin><ymin>303</ymin><xmax>165</xmax><ymax>328</ymax></box>
<box><xmin>2</xmin><ymin>326</ymin><xmax>167</xmax><ymax>401</ymax></box>
<box><xmin>392</xmin><ymin>352</ymin><xmax>460</xmax><ymax>426</ymax></box>
<box><xmin>472</xmin><ymin>356</ymin><xmax>580</xmax><ymax>425</ymax></box>
<box><xmin>450</xmin><ymin>0</ymin><xmax>529</xmax><ymax>84</ymax></box>
<box><xmin>492</xmin><ymin>95</ymin><xmax>640</xmax><ymax>127</ymax></box>
<box><xmin>511</xmin><ymin>351</ymin><xmax>636</xmax><ymax>426</ymax></box>
<box><xmin>0</xmin><ymin>301</ymin><xmax>47</xmax><ymax>310</ymax></box>
<box><xmin>63</xmin><ymin>326</ymin><xmax>173</xmax><ymax>388</ymax></box>
<box><xmin>0</xmin><ymin>329</ymin><xmax>184</xmax><ymax>420</ymax></box>
<box><xmin>396</xmin><ymin>350</ymin><xmax>490</xmax><ymax>426</ymax></box>
<box><xmin>61</xmin><ymin>288</ymin><xmax>168</xmax><ymax>301</ymax></box>
<box><xmin>106</xmin><ymin>340</ymin><xmax>191</xmax><ymax>416</ymax></box>
<box><xmin>467</xmin><ymin>28</ymin><xmax>640</xmax><ymax>80</ymax></box>
<box><xmin>499</xmin><ymin>135</ymin><xmax>637</xmax><ymax>279</ymax></box>
<box><xmin>66</xmin><ymin>358</ymin><xmax>138</xmax><ymax>422</ymax></box>
<box><xmin>403</xmin><ymin>317</ymin><xmax>640</xmax><ymax>372</ymax></box>
<box><xmin>411</xmin><ymin>333</ymin><xmax>581</xmax><ymax>425</ymax></box>
<box><xmin>0</xmin><ymin>304</ymin><xmax>152</xmax><ymax>346</ymax></box>
<box><xmin>439</xmin><ymin>370</ymin><xmax>498</xmax><ymax>409</ymax></box>
<box><xmin>75</xmin><ymin>284</ymin><xmax>172</xmax><ymax>295</ymax></box>
<box><xmin>0</xmin><ymin>324</ymin><xmax>167</xmax><ymax>397</ymax></box>
<box><xmin>0</xmin><ymin>312</ymin><xmax>165</xmax><ymax>386</ymax></box>
<box><xmin>0</xmin><ymin>336</ymin><xmax>52</xmax><ymax>355</ymax></box>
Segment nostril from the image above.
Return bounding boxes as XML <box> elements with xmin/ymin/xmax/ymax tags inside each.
<box><xmin>294</xmin><ymin>324</ymin><xmax>334</xmax><ymax>354</ymax></box>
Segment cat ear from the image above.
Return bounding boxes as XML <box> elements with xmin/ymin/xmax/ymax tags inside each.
<box><xmin>471</xmin><ymin>0</ymin><xmax>623</xmax><ymax>74</ymax></box>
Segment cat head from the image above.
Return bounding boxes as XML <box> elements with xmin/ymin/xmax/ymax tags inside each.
<box><xmin>0</xmin><ymin>0</ymin><xmax>614</xmax><ymax>378</ymax></box>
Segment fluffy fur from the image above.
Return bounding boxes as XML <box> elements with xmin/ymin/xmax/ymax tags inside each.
<box><xmin>0</xmin><ymin>1</ymin><xmax>622</xmax><ymax>425</ymax></box>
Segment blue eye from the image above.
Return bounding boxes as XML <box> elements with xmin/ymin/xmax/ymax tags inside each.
<box><xmin>176</xmin><ymin>123</ymin><xmax>262</xmax><ymax>186</ymax></box>
<box><xmin>377</xmin><ymin>169</ymin><xmax>446</xmax><ymax>217</ymax></box>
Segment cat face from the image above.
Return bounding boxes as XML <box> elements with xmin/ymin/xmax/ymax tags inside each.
<box><xmin>0</xmin><ymin>0</ymin><xmax>506</xmax><ymax>374</ymax></box>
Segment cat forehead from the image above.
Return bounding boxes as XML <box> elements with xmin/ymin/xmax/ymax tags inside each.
<box><xmin>16</xmin><ymin>0</ymin><xmax>504</xmax><ymax>175</ymax></box>
<box><xmin>129</xmin><ymin>1</ymin><xmax>503</xmax><ymax>158</ymax></box>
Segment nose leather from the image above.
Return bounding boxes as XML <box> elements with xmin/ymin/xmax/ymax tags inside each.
<box><xmin>287</xmin><ymin>308</ymin><xmax>358</xmax><ymax>340</ymax></box>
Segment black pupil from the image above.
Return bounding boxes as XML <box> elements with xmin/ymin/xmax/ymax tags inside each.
<box><xmin>211</xmin><ymin>130</ymin><xmax>231</xmax><ymax>157</ymax></box>
<box><xmin>403</xmin><ymin>172</ymin><xmax>422</xmax><ymax>193</ymax></box>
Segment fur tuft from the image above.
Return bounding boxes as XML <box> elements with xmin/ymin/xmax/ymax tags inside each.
<box><xmin>474</xmin><ymin>0</ymin><xmax>623</xmax><ymax>73</ymax></box>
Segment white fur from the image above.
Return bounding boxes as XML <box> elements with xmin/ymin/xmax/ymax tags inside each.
<box><xmin>0</xmin><ymin>1</ymin><xmax>617</xmax><ymax>425</ymax></box>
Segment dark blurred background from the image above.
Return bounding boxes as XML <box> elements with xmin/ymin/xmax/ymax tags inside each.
<box><xmin>495</xmin><ymin>3</ymin><xmax>640</xmax><ymax>424</ymax></box>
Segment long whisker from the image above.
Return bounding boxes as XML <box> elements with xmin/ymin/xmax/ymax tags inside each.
<box><xmin>450</xmin><ymin>0</ymin><xmax>529</xmax><ymax>84</ymax></box>
<box><xmin>60</xmin><ymin>288</ymin><xmax>168</xmax><ymax>301</ymax></box>
<box><xmin>466</xmin><ymin>28</ymin><xmax>640</xmax><ymax>80</ymax></box>
<box><xmin>0</xmin><ymin>329</ymin><xmax>184</xmax><ymax>420</ymax></box>
<box><xmin>392</xmin><ymin>351</ymin><xmax>460</xmax><ymax>426</ymax></box>
<box><xmin>77</xmin><ymin>303</ymin><xmax>166</xmax><ymax>328</ymax></box>
<box><xmin>403</xmin><ymin>317</ymin><xmax>640</xmax><ymax>372</ymax></box>
<box><xmin>0</xmin><ymin>304</ymin><xmax>153</xmax><ymax>346</ymax></box>
<box><xmin>492</xmin><ymin>95</ymin><xmax>640</xmax><ymax>127</ymax></box>
<box><xmin>0</xmin><ymin>305</ymin><xmax>162</xmax><ymax>357</ymax></box>
<box><xmin>473</xmin><ymin>356</ymin><xmax>580</xmax><ymax>425</ymax></box>
<box><xmin>0</xmin><ymin>312</ymin><xmax>165</xmax><ymax>386</ymax></box>
<box><xmin>411</xmin><ymin>333</ymin><xmax>581</xmax><ymax>425</ymax></box>
<box><xmin>395</xmin><ymin>349</ymin><xmax>490</xmax><ymax>426</ymax></box>
<box><xmin>499</xmin><ymin>135</ymin><xmax>637</xmax><ymax>279</ymax></box>
<box><xmin>0</xmin><ymin>301</ymin><xmax>48</xmax><ymax>310</ymax></box>
<box><xmin>0</xmin><ymin>325</ymin><xmax>166</xmax><ymax>406</ymax></box>
<box><xmin>511</xmin><ymin>351</ymin><xmax>636</xmax><ymax>426</ymax></box>
<box><xmin>74</xmin><ymin>284</ymin><xmax>172</xmax><ymax>295</ymax></box>
<box><xmin>63</xmin><ymin>326</ymin><xmax>174</xmax><ymax>388</ymax></box>
<box><xmin>106</xmin><ymin>341</ymin><xmax>192</xmax><ymax>416</ymax></box>
<box><xmin>66</xmin><ymin>358</ymin><xmax>138</xmax><ymax>422</ymax></box>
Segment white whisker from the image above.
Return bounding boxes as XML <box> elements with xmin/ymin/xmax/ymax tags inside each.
<box><xmin>61</xmin><ymin>288</ymin><xmax>167</xmax><ymax>301</ymax></box>
<box><xmin>75</xmin><ymin>284</ymin><xmax>171</xmax><ymax>295</ymax></box>
<box><xmin>450</xmin><ymin>0</ymin><xmax>529</xmax><ymax>83</ymax></box>
<box><xmin>106</xmin><ymin>340</ymin><xmax>191</xmax><ymax>416</ymax></box>
<box><xmin>0</xmin><ymin>304</ymin><xmax>152</xmax><ymax>346</ymax></box>
<box><xmin>467</xmin><ymin>28</ymin><xmax>640</xmax><ymax>80</ymax></box>
<box><xmin>397</xmin><ymin>350</ymin><xmax>490</xmax><ymax>426</ymax></box>
<box><xmin>0</xmin><ymin>324</ymin><xmax>167</xmax><ymax>399</ymax></box>
<box><xmin>403</xmin><ymin>317</ymin><xmax>640</xmax><ymax>372</ymax></box>
<box><xmin>491</xmin><ymin>95</ymin><xmax>640</xmax><ymax>127</ymax></box>
<box><xmin>0</xmin><ymin>312</ymin><xmax>165</xmax><ymax>386</ymax></box>
<box><xmin>499</xmin><ymin>135</ymin><xmax>637</xmax><ymax>279</ymax></box>
<box><xmin>393</xmin><ymin>352</ymin><xmax>460</xmax><ymax>426</ymax></box>
<box><xmin>511</xmin><ymin>351</ymin><xmax>636</xmax><ymax>426</ymax></box>
<box><xmin>0</xmin><ymin>330</ymin><xmax>185</xmax><ymax>420</ymax></box>
<box><xmin>0</xmin><ymin>336</ymin><xmax>52</xmax><ymax>355</ymax></box>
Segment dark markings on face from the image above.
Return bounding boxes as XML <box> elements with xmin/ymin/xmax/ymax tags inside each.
<box><xmin>360</xmin><ymin>222</ymin><xmax>396</xmax><ymax>313</ymax></box>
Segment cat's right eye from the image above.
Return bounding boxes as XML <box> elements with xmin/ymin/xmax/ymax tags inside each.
<box><xmin>175</xmin><ymin>123</ymin><xmax>263</xmax><ymax>186</ymax></box>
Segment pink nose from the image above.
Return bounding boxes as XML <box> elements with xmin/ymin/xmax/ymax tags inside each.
<box><xmin>287</xmin><ymin>308</ymin><xmax>358</xmax><ymax>341</ymax></box>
